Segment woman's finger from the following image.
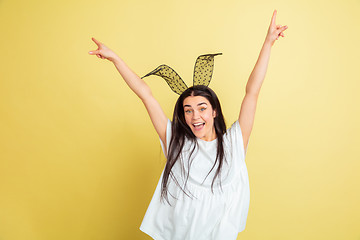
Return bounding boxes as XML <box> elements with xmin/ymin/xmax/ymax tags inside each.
<box><xmin>270</xmin><ymin>10</ymin><xmax>277</xmax><ymax>27</ymax></box>
<box><xmin>92</xmin><ymin>37</ymin><xmax>102</xmax><ymax>48</ymax></box>
<box><xmin>276</xmin><ymin>25</ymin><xmax>288</xmax><ymax>35</ymax></box>
<box><xmin>88</xmin><ymin>50</ymin><xmax>100</xmax><ymax>55</ymax></box>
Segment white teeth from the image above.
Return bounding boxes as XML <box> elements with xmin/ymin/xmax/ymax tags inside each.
<box><xmin>193</xmin><ymin>123</ymin><xmax>203</xmax><ymax>126</ymax></box>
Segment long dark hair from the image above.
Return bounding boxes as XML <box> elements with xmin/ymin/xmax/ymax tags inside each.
<box><xmin>161</xmin><ymin>85</ymin><xmax>226</xmax><ymax>204</ymax></box>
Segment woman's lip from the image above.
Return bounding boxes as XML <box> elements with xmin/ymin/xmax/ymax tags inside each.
<box><xmin>192</xmin><ymin>123</ymin><xmax>205</xmax><ymax>131</ymax></box>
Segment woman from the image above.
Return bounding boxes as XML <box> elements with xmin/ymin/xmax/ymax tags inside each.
<box><xmin>89</xmin><ymin>10</ymin><xmax>287</xmax><ymax>240</ymax></box>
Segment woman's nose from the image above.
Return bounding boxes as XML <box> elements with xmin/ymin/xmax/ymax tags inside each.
<box><xmin>192</xmin><ymin>110</ymin><xmax>200</xmax><ymax>119</ymax></box>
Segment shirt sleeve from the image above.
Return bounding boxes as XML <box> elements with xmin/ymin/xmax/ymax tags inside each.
<box><xmin>159</xmin><ymin>119</ymin><xmax>172</xmax><ymax>158</ymax></box>
<box><xmin>227</xmin><ymin>120</ymin><xmax>248</xmax><ymax>158</ymax></box>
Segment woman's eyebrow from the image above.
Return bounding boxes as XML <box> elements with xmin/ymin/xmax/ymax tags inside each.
<box><xmin>184</xmin><ymin>102</ymin><xmax>207</xmax><ymax>108</ymax></box>
<box><xmin>198</xmin><ymin>102</ymin><xmax>207</xmax><ymax>106</ymax></box>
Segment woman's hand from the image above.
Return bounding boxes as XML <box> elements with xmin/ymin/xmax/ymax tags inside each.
<box><xmin>88</xmin><ymin>37</ymin><xmax>119</xmax><ymax>62</ymax></box>
<box><xmin>265</xmin><ymin>10</ymin><xmax>288</xmax><ymax>46</ymax></box>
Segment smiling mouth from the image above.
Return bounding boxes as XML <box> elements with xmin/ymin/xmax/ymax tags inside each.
<box><xmin>192</xmin><ymin>122</ymin><xmax>205</xmax><ymax>130</ymax></box>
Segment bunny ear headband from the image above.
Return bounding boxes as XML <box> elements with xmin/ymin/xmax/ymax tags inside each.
<box><xmin>141</xmin><ymin>53</ymin><xmax>222</xmax><ymax>95</ymax></box>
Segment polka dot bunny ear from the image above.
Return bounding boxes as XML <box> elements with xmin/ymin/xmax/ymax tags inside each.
<box><xmin>142</xmin><ymin>53</ymin><xmax>222</xmax><ymax>95</ymax></box>
<box><xmin>193</xmin><ymin>53</ymin><xmax>222</xmax><ymax>87</ymax></box>
<box><xmin>141</xmin><ymin>64</ymin><xmax>188</xmax><ymax>95</ymax></box>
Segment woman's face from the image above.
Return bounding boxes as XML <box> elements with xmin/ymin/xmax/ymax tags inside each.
<box><xmin>183</xmin><ymin>95</ymin><xmax>217</xmax><ymax>141</ymax></box>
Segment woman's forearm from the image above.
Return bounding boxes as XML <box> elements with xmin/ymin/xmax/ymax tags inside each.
<box><xmin>245</xmin><ymin>10</ymin><xmax>288</xmax><ymax>96</ymax></box>
<box><xmin>245</xmin><ymin>40</ymin><xmax>272</xmax><ymax>96</ymax></box>
<box><xmin>112</xmin><ymin>56</ymin><xmax>152</xmax><ymax>101</ymax></box>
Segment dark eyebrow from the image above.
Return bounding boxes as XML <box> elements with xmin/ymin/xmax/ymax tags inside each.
<box><xmin>184</xmin><ymin>102</ymin><xmax>207</xmax><ymax>108</ymax></box>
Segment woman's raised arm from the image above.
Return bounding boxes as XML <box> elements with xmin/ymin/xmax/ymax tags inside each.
<box><xmin>89</xmin><ymin>38</ymin><xmax>168</xmax><ymax>146</ymax></box>
<box><xmin>239</xmin><ymin>10</ymin><xmax>288</xmax><ymax>152</ymax></box>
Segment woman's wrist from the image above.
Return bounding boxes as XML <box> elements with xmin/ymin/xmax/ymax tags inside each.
<box><xmin>111</xmin><ymin>54</ymin><xmax>122</xmax><ymax>64</ymax></box>
<box><xmin>264</xmin><ymin>37</ymin><xmax>273</xmax><ymax>48</ymax></box>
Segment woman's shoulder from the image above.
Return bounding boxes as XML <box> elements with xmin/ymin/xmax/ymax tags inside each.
<box><xmin>224</xmin><ymin>120</ymin><xmax>246</xmax><ymax>155</ymax></box>
<box><xmin>225</xmin><ymin>120</ymin><xmax>241</xmax><ymax>136</ymax></box>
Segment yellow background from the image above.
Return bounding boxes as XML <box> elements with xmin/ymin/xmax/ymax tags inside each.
<box><xmin>1</xmin><ymin>0</ymin><xmax>359</xmax><ymax>239</ymax></box>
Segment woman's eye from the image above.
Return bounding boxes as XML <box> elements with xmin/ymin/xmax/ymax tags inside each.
<box><xmin>200</xmin><ymin>108</ymin><xmax>206</xmax><ymax>111</ymax></box>
<box><xmin>185</xmin><ymin>110</ymin><xmax>192</xmax><ymax>113</ymax></box>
